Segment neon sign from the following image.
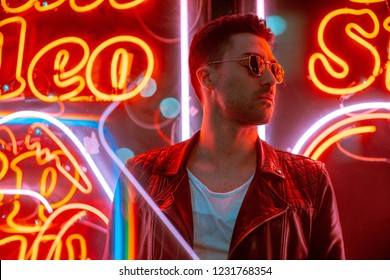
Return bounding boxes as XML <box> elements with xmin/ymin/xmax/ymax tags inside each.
<box><xmin>292</xmin><ymin>0</ymin><xmax>390</xmax><ymax>162</ymax></box>
<box><xmin>0</xmin><ymin>2</ymin><xmax>155</xmax><ymax>102</ymax></box>
<box><xmin>1</xmin><ymin>0</ymin><xmax>145</xmax><ymax>14</ymax></box>
<box><xmin>0</xmin><ymin>111</ymin><xmax>113</xmax><ymax>259</ymax></box>
<box><xmin>308</xmin><ymin>2</ymin><xmax>389</xmax><ymax>95</ymax></box>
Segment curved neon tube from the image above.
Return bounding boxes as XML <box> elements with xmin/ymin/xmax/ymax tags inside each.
<box><xmin>303</xmin><ymin>113</ymin><xmax>390</xmax><ymax>157</ymax></box>
<box><xmin>98</xmin><ymin>102</ymin><xmax>199</xmax><ymax>260</ymax></box>
<box><xmin>292</xmin><ymin>102</ymin><xmax>390</xmax><ymax>154</ymax></box>
<box><xmin>311</xmin><ymin>126</ymin><xmax>376</xmax><ymax>160</ymax></box>
<box><xmin>0</xmin><ymin>189</ymin><xmax>53</xmax><ymax>213</ymax></box>
<box><xmin>0</xmin><ymin>111</ymin><xmax>113</xmax><ymax>200</ymax></box>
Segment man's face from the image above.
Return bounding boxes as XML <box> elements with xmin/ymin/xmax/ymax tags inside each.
<box><xmin>210</xmin><ymin>33</ymin><xmax>279</xmax><ymax>127</ymax></box>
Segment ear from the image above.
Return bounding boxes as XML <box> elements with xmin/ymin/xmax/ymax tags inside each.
<box><xmin>196</xmin><ymin>66</ymin><xmax>215</xmax><ymax>91</ymax></box>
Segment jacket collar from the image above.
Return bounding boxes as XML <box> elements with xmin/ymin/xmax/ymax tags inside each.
<box><xmin>257</xmin><ymin>136</ymin><xmax>286</xmax><ymax>179</ymax></box>
<box><xmin>152</xmin><ymin>130</ymin><xmax>286</xmax><ymax>180</ymax></box>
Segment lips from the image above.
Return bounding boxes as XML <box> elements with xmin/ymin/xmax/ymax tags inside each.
<box><xmin>258</xmin><ymin>94</ymin><xmax>274</xmax><ymax>103</ymax></box>
<box><xmin>263</xmin><ymin>95</ymin><xmax>273</xmax><ymax>101</ymax></box>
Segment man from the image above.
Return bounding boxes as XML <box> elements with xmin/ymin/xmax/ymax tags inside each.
<box><xmin>104</xmin><ymin>13</ymin><xmax>345</xmax><ymax>260</ymax></box>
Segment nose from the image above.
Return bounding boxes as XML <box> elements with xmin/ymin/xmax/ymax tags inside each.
<box><xmin>261</xmin><ymin>65</ymin><xmax>277</xmax><ymax>88</ymax></box>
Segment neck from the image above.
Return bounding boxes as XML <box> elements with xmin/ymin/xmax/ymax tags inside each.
<box><xmin>187</xmin><ymin>119</ymin><xmax>258</xmax><ymax>193</ymax></box>
<box><xmin>190</xmin><ymin>116</ymin><xmax>259</xmax><ymax>170</ymax></box>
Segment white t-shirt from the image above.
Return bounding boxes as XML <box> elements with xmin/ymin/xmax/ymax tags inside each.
<box><xmin>187</xmin><ymin>169</ymin><xmax>253</xmax><ymax>260</ymax></box>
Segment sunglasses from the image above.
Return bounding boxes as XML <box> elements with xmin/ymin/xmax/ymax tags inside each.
<box><xmin>206</xmin><ymin>54</ymin><xmax>284</xmax><ymax>84</ymax></box>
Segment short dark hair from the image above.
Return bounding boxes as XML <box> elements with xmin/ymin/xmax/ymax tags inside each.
<box><xmin>189</xmin><ymin>13</ymin><xmax>274</xmax><ymax>102</ymax></box>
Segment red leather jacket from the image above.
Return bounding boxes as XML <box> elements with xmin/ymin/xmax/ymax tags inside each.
<box><xmin>105</xmin><ymin>131</ymin><xmax>345</xmax><ymax>260</ymax></box>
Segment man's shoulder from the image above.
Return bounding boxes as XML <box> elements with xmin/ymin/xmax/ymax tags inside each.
<box><xmin>277</xmin><ymin>149</ymin><xmax>323</xmax><ymax>166</ymax></box>
<box><xmin>268</xmin><ymin>146</ymin><xmax>330</xmax><ymax>201</ymax></box>
<box><xmin>126</xmin><ymin>140</ymin><xmax>188</xmax><ymax>171</ymax></box>
<box><xmin>268</xmin><ymin>144</ymin><xmax>325</xmax><ymax>175</ymax></box>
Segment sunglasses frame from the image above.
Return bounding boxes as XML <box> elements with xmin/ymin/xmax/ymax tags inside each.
<box><xmin>205</xmin><ymin>54</ymin><xmax>284</xmax><ymax>84</ymax></box>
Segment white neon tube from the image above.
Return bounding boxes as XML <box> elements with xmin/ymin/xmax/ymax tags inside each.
<box><xmin>180</xmin><ymin>0</ymin><xmax>191</xmax><ymax>140</ymax></box>
<box><xmin>98</xmin><ymin>101</ymin><xmax>199</xmax><ymax>260</ymax></box>
<box><xmin>292</xmin><ymin>102</ymin><xmax>390</xmax><ymax>154</ymax></box>
<box><xmin>257</xmin><ymin>0</ymin><xmax>265</xmax><ymax>18</ymax></box>
<box><xmin>257</xmin><ymin>0</ymin><xmax>266</xmax><ymax>140</ymax></box>
<box><xmin>0</xmin><ymin>189</ymin><xmax>53</xmax><ymax>213</ymax></box>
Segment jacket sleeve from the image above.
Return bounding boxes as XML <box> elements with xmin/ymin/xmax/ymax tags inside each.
<box><xmin>308</xmin><ymin>164</ymin><xmax>345</xmax><ymax>259</ymax></box>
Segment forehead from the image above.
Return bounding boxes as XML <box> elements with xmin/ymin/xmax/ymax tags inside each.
<box><xmin>223</xmin><ymin>33</ymin><xmax>275</xmax><ymax>60</ymax></box>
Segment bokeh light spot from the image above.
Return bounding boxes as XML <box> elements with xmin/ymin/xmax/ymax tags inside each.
<box><xmin>137</xmin><ymin>77</ymin><xmax>157</xmax><ymax>98</ymax></box>
<box><xmin>116</xmin><ymin>147</ymin><xmax>135</xmax><ymax>164</ymax></box>
<box><xmin>266</xmin><ymin>15</ymin><xmax>287</xmax><ymax>36</ymax></box>
<box><xmin>159</xmin><ymin>97</ymin><xmax>181</xmax><ymax>118</ymax></box>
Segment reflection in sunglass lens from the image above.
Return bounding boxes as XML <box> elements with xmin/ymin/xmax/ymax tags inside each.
<box><xmin>273</xmin><ymin>65</ymin><xmax>284</xmax><ymax>83</ymax></box>
<box><xmin>249</xmin><ymin>55</ymin><xmax>263</xmax><ymax>76</ymax></box>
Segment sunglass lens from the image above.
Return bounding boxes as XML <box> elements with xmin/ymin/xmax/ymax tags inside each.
<box><xmin>249</xmin><ymin>55</ymin><xmax>284</xmax><ymax>83</ymax></box>
<box><xmin>249</xmin><ymin>55</ymin><xmax>263</xmax><ymax>76</ymax></box>
<box><xmin>273</xmin><ymin>64</ymin><xmax>284</xmax><ymax>83</ymax></box>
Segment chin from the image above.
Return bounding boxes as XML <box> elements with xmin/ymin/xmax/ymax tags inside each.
<box><xmin>258</xmin><ymin>113</ymin><xmax>273</xmax><ymax>125</ymax></box>
<box><xmin>239</xmin><ymin>111</ymin><xmax>273</xmax><ymax>126</ymax></box>
<box><xmin>250</xmin><ymin>118</ymin><xmax>271</xmax><ymax>126</ymax></box>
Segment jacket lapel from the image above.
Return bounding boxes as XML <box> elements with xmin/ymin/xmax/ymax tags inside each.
<box><xmin>151</xmin><ymin>132</ymin><xmax>201</xmax><ymax>246</ymax></box>
<box><xmin>229</xmin><ymin>139</ymin><xmax>288</xmax><ymax>255</ymax></box>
